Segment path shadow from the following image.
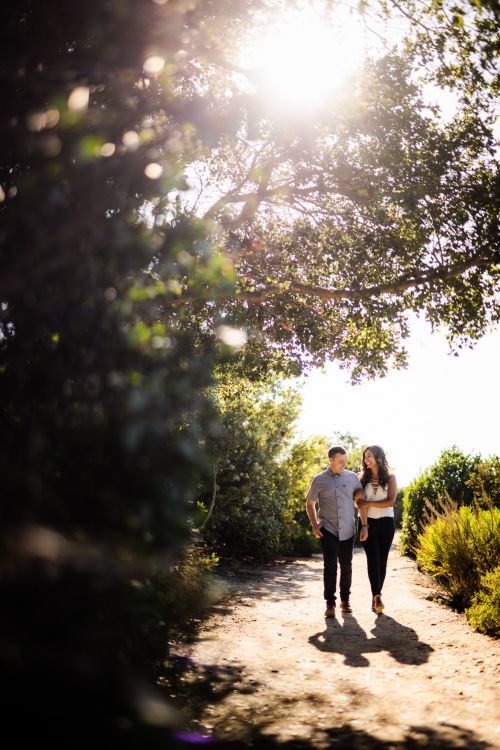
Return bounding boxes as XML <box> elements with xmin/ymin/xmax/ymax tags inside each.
<box><xmin>170</xmin><ymin>722</ymin><xmax>494</xmax><ymax>749</ymax></box>
<box><xmin>209</xmin><ymin>560</ymin><xmax>321</xmax><ymax>616</ymax></box>
<box><xmin>309</xmin><ymin>612</ymin><xmax>433</xmax><ymax>667</ymax></box>
<box><xmin>210</xmin><ymin>540</ymin><xmax>399</xmax><ymax>616</ymax></box>
<box><xmin>370</xmin><ymin>614</ymin><xmax>433</xmax><ymax>664</ymax></box>
<box><xmin>166</xmin><ymin>637</ymin><xmax>484</xmax><ymax>750</ymax></box>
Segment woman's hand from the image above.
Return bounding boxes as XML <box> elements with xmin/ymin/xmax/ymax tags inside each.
<box><xmin>359</xmin><ymin>524</ymin><xmax>368</xmax><ymax>542</ymax></box>
<box><xmin>356</xmin><ymin>498</ymin><xmax>371</xmax><ymax>510</ymax></box>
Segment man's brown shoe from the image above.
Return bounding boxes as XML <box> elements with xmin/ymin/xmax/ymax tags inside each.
<box><xmin>373</xmin><ymin>595</ymin><xmax>384</xmax><ymax>614</ymax></box>
<box><xmin>324</xmin><ymin>604</ymin><xmax>336</xmax><ymax>617</ymax></box>
<box><xmin>340</xmin><ymin>600</ymin><xmax>352</xmax><ymax>614</ymax></box>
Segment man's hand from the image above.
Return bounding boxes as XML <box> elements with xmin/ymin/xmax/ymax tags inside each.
<box><xmin>306</xmin><ymin>498</ymin><xmax>322</xmax><ymax>538</ymax></box>
<box><xmin>359</xmin><ymin>525</ymin><xmax>368</xmax><ymax>542</ymax></box>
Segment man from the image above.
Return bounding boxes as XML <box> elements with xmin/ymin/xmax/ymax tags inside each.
<box><xmin>306</xmin><ymin>446</ymin><xmax>368</xmax><ymax>617</ymax></box>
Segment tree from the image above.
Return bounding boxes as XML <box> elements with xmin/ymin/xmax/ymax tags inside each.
<box><xmin>200</xmin><ymin>373</ymin><xmax>302</xmax><ymax>560</ymax></box>
<box><xmin>89</xmin><ymin>2</ymin><xmax>496</xmax><ymax>384</ymax></box>
<box><xmin>5</xmin><ymin>3</ymin><xmax>497</xmax><ymax>382</ymax></box>
<box><xmin>281</xmin><ymin>435</ymin><xmax>331</xmax><ymax>555</ymax></box>
<box><xmin>146</xmin><ymin>37</ymin><xmax>498</xmax><ymax>379</ymax></box>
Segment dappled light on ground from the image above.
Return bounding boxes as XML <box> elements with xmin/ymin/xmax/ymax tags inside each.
<box><xmin>171</xmin><ymin>545</ymin><xmax>499</xmax><ymax>748</ymax></box>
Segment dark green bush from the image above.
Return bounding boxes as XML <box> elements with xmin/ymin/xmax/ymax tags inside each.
<box><xmin>198</xmin><ymin>377</ymin><xmax>337</xmax><ymax>561</ymax></box>
<box><xmin>466</xmin><ymin>566</ymin><xmax>500</xmax><ymax>637</ymax></box>
<box><xmin>394</xmin><ymin>488</ymin><xmax>405</xmax><ymax>528</ymax></box>
<box><xmin>200</xmin><ymin>375</ymin><xmax>302</xmax><ymax>560</ymax></box>
<box><xmin>280</xmin><ymin>435</ymin><xmax>330</xmax><ymax>556</ymax></box>
<box><xmin>401</xmin><ymin>447</ymin><xmax>480</xmax><ymax>554</ymax></box>
<box><xmin>467</xmin><ymin>458</ymin><xmax>500</xmax><ymax>507</ymax></box>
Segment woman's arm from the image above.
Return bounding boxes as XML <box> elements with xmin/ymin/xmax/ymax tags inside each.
<box><xmin>356</xmin><ymin>475</ymin><xmax>398</xmax><ymax>509</ymax></box>
<box><xmin>365</xmin><ymin>474</ymin><xmax>397</xmax><ymax>508</ymax></box>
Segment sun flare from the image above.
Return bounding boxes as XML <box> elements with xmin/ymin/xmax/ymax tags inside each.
<box><xmin>246</xmin><ymin>8</ymin><xmax>366</xmax><ymax>110</ymax></box>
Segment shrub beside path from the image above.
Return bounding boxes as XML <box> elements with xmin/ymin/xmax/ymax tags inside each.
<box><xmin>174</xmin><ymin>536</ymin><xmax>500</xmax><ymax>747</ymax></box>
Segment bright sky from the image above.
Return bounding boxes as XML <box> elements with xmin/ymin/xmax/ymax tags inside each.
<box><xmin>245</xmin><ymin>6</ymin><xmax>367</xmax><ymax>109</ymax></box>
<box><xmin>295</xmin><ymin>318</ymin><xmax>500</xmax><ymax>487</ymax></box>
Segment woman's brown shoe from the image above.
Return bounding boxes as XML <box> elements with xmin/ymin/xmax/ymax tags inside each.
<box><xmin>373</xmin><ymin>595</ymin><xmax>384</xmax><ymax>614</ymax></box>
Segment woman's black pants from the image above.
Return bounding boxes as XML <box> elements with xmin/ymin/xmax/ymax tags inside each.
<box><xmin>319</xmin><ymin>527</ymin><xmax>354</xmax><ymax>605</ymax></box>
<box><xmin>361</xmin><ymin>517</ymin><xmax>395</xmax><ymax>597</ymax></box>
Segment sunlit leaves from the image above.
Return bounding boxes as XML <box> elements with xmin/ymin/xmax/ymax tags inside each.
<box><xmin>184</xmin><ymin>45</ymin><xmax>499</xmax><ymax>378</ymax></box>
<box><xmin>202</xmin><ymin>372</ymin><xmax>303</xmax><ymax>559</ymax></box>
<box><xmin>393</xmin><ymin>0</ymin><xmax>499</xmax><ymax>102</ymax></box>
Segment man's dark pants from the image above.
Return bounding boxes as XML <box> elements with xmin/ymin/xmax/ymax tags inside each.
<box><xmin>319</xmin><ymin>527</ymin><xmax>354</xmax><ymax>605</ymax></box>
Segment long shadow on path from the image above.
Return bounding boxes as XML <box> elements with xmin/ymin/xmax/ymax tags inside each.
<box><xmin>309</xmin><ymin>613</ymin><xmax>434</xmax><ymax>667</ymax></box>
<box><xmin>172</xmin><ymin>723</ymin><xmax>493</xmax><ymax>749</ymax></box>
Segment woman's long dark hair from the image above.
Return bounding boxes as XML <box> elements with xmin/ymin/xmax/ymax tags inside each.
<box><xmin>360</xmin><ymin>445</ymin><xmax>390</xmax><ymax>489</ymax></box>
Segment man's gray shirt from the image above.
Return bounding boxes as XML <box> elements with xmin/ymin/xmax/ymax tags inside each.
<box><xmin>306</xmin><ymin>468</ymin><xmax>362</xmax><ymax>540</ymax></box>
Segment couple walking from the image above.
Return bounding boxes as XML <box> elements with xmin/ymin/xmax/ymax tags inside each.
<box><xmin>306</xmin><ymin>444</ymin><xmax>397</xmax><ymax>617</ymax></box>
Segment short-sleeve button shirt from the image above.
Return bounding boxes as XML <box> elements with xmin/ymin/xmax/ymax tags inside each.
<box><xmin>306</xmin><ymin>468</ymin><xmax>362</xmax><ymax>540</ymax></box>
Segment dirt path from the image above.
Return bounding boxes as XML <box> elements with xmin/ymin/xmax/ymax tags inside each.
<box><xmin>173</xmin><ymin>537</ymin><xmax>500</xmax><ymax>748</ymax></box>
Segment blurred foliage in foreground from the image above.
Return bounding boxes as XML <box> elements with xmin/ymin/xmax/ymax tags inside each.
<box><xmin>0</xmin><ymin>0</ymin><xmax>240</xmax><ymax>741</ymax></box>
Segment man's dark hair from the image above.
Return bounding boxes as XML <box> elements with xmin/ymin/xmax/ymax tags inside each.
<box><xmin>328</xmin><ymin>446</ymin><xmax>347</xmax><ymax>458</ymax></box>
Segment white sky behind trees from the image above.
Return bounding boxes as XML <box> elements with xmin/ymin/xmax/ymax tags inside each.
<box><xmin>295</xmin><ymin>317</ymin><xmax>500</xmax><ymax>486</ymax></box>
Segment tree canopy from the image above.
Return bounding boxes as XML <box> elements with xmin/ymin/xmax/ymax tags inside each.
<box><xmin>136</xmin><ymin>1</ymin><xmax>499</xmax><ymax>378</ymax></box>
<box><xmin>2</xmin><ymin>1</ymin><xmax>499</xmax><ymax>381</ymax></box>
<box><xmin>190</xmin><ymin>50</ymin><xmax>498</xmax><ymax>379</ymax></box>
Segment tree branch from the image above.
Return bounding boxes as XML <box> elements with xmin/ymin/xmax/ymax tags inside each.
<box><xmin>163</xmin><ymin>251</ymin><xmax>498</xmax><ymax>308</ymax></box>
<box><xmin>197</xmin><ymin>461</ymin><xmax>218</xmax><ymax>532</ymax></box>
<box><xmin>235</xmin><ymin>253</ymin><xmax>497</xmax><ymax>304</ymax></box>
<box><xmin>202</xmin><ymin>183</ymin><xmax>325</xmax><ymax>223</ymax></box>
<box><xmin>386</xmin><ymin>0</ymin><xmax>433</xmax><ymax>33</ymax></box>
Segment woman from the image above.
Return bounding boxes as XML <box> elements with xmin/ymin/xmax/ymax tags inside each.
<box><xmin>356</xmin><ymin>446</ymin><xmax>397</xmax><ymax>614</ymax></box>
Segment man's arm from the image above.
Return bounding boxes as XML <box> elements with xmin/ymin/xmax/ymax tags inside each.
<box><xmin>306</xmin><ymin>498</ymin><xmax>323</xmax><ymax>538</ymax></box>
